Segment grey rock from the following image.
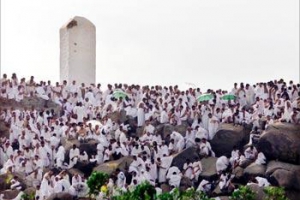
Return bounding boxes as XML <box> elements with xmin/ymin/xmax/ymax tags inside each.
<box><xmin>266</xmin><ymin>160</ymin><xmax>300</xmax><ymax>191</ymax></box>
<box><xmin>257</xmin><ymin>123</ymin><xmax>300</xmax><ymax>164</ymax></box>
<box><xmin>171</xmin><ymin>147</ymin><xmax>200</xmax><ymax>170</ymax></box>
<box><xmin>244</xmin><ymin>163</ymin><xmax>266</xmax><ymax>177</ymax></box>
<box><xmin>94</xmin><ymin>156</ymin><xmax>133</xmax><ymax>175</ymax></box>
<box><xmin>199</xmin><ymin>157</ymin><xmax>218</xmax><ymax>181</ymax></box>
<box><xmin>210</xmin><ymin>124</ymin><xmax>250</xmax><ymax>157</ymax></box>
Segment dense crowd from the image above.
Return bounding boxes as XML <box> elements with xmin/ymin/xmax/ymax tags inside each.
<box><xmin>0</xmin><ymin>73</ymin><xmax>299</xmax><ymax>200</ymax></box>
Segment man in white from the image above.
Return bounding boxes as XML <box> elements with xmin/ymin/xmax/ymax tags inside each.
<box><xmin>183</xmin><ymin>159</ymin><xmax>193</xmax><ymax>180</ymax></box>
<box><xmin>170</xmin><ymin>131</ymin><xmax>185</xmax><ymax>153</ymax></box>
<box><xmin>255</xmin><ymin>152</ymin><xmax>266</xmax><ymax>165</ymax></box>
<box><xmin>68</xmin><ymin>144</ymin><xmax>80</xmax><ymax>168</ymax></box>
<box><xmin>195</xmin><ymin>125</ymin><xmax>209</xmax><ymax>140</ymax></box>
<box><xmin>244</xmin><ymin>145</ymin><xmax>257</xmax><ymax>160</ymax></box>
<box><xmin>185</xmin><ymin>127</ymin><xmax>195</xmax><ymax>148</ymax></box>
<box><xmin>191</xmin><ymin>159</ymin><xmax>203</xmax><ymax>182</ymax></box>
<box><xmin>54</xmin><ymin>146</ymin><xmax>65</xmax><ymax>168</ymax></box>
<box><xmin>208</xmin><ymin>113</ymin><xmax>219</xmax><ymax>140</ymax></box>
<box><xmin>216</xmin><ymin>155</ymin><xmax>230</xmax><ymax>174</ymax></box>
<box><xmin>198</xmin><ymin>138</ymin><xmax>214</xmax><ymax>157</ymax></box>
<box><xmin>157</xmin><ymin>155</ymin><xmax>173</xmax><ymax>183</ymax></box>
<box><xmin>137</xmin><ymin>102</ymin><xmax>145</xmax><ymax>127</ymax></box>
<box><xmin>168</xmin><ymin>171</ymin><xmax>182</xmax><ymax>188</ymax></box>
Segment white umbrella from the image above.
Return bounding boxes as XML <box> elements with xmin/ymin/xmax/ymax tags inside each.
<box><xmin>86</xmin><ymin>120</ymin><xmax>103</xmax><ymax>129</ymax></box>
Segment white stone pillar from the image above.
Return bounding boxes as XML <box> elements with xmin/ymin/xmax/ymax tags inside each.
<box><xmin>60</xmin><ymin>16</ymin><xmax>96</xmax><ymax>85</ymax></box>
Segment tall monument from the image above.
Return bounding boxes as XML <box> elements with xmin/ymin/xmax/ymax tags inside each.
<box><xmin>60</xmin><ymin>16</ymin><xmax>96</xmax><ymax>85</ymax></box>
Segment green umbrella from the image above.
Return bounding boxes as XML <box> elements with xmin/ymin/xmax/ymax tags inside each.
<box><xmin>221</xmin><ymin>94</ymin><xmax>236</xmax><ymax>100</ymax></box>
<box><xmin>197</xmin><ymin>93</ymin><xmax>214</xmax><ymax>102</ymax></box>
<box><xmin>113</xmin><ymin>90</ymin><xmax>128</xmax><ymax>99</ymax></box>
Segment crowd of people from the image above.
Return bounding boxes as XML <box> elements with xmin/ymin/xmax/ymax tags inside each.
<box><xmin>0</xmin><ymin>73</ymin><xmax>299</xmax><ymax>200</ymax></box>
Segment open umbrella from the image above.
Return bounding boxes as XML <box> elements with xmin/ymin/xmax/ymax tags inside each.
<box><xmin>113</xmin><ymin>90</ymin><xmax>128</xmax><ymax>99</ymax></box>
<box><xmin>197</xmin><ymin>93</ymin><xmax>214</xmax><ymax>102</ymax></box>
<box><xmin>221</xmin><ymin>94</ymin><xmax>236</xmax><ymax>100</ymax></box>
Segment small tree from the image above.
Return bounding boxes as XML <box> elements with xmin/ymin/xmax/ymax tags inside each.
<box><xmin>264</xmin><ymin>186</ymin><xmax>289</xmax><ymax>200</ymax></box>
<box><xmin>231</xmin><ymin>185</ymin><xmax>256</xmax><ymax>200</ymax></box>
<box><xmin>131</xmin><ymin>181</ymin><xmax>157</xmax><ymax>200</ymax></box>
<box><xmin>156</xmin><ymin>192</ymin><xmax>174</xmax><ymax>200</ymax></box>
<box><xmin>87</xmin><ymin>171</ymin><xmax>109</xmax><ymax>198</ymax></box>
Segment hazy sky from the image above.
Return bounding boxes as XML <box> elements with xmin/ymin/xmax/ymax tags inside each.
<box><xmin>1</xmin><ymin>0</ymin><xmax>299</xmax><ymax>91</ymax></box>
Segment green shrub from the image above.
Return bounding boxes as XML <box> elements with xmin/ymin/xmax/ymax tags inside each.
<box><xmin>231</xmin><ymin>185</ymin><xmax>256</xmax><ymax>200</ymax></box>
<box><xmin>87</xmin><ymin>171</ymin><xmax>109</xmax><ymax>196</ymax></box>
<box><xmin>264</xmin><ymin>186</ymin><xmax>289</xmax><ymax>200</ymax></box>
<box><xmin>131</xmin><ymin>181</ymin><xmax>157</xmax><ymax>200</ymax></box>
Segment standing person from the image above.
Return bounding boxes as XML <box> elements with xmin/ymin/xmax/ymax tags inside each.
<box><xmin>137</xmin><ymin>102</ymin><xmax>145</xmax><ymax>127</ymax></box>
<box><xmin>208</xmin><ymin>113</ymin><xmax>219</xmax><ymax>140</ymax></box>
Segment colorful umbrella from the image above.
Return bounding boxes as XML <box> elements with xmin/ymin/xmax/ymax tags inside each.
<box><xmin>197</xmin><ymin>93</ymin><xmax>214</xmax><ymax>102</ymax></box>
<box><xmin>113</xmin><ymin>90</ymin><xmax>128</xmax><ymax>99</ymax></box>
<box><xmin>221</xmin><ymin>94</ymin><xmax>236</xmax><ymax>100</ymax></box>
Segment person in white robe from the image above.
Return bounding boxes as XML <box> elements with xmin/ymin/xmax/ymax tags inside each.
<box><xmin>0</xmin><ymin>155</ymin><xmax>15</xmax><ymax>174</ymax></box>
<box><xmin>198</xmin><ymin>138</ymin><xmax>214</xmax><ymax>157</ymax></box>
<box><xmin>146</xmin><ymin>158</ymin><xmax>158</xmax><ymax>183</ymax></box>
<box><xmin>54</xmin><ymin>146</ymin><xmax>65</xmax><ymax>169</ymax></box>
<box><xmin>183</xmin><ymin>159</ymin><xmax>193</xmax><ymax>180</ymax></box>
<box><xmin>166</xmin><ymin>166</ymin><xmax>181</xmax><ymax>181</ymax></box>
<box><xmin>229</xmin><ymin>146</ymin><xmax>240</xmax><ymax>166</ymax></box>
<box><xmin>103</xmin><ymin>145</ymin><xmax>113</xmax><ymax>162</ymax></box>
<box><xmin>160</xmin><ymin>108</ymin><xmax>169</xmax><ymax>124</ymax></box>
<box><xmin>195</xmin><ymin>125</ymin><xmax>209</xmax><ymax>140</ymax></box>
<box><xmin>255</xmin><ymin>152</ymin><xmax>266</xmax><ymax>165</ymax></box>
<box><xmin>170</xmin><ymin>131</ymin><xmax>185</xmax><ymax>153</ymax></box>
<box><xmin>137</xmin><ymin>102</ymin><xmax>145</xmax><ymax>127</ymax></box>
<box><xmin>219</xmin><ymin>172</ymin><xmax>234</xmax><ymax>191</ymax></box>
<box><xmin>208</xmin><ymin>113</ymin><xmax>219</xmax><ymax>140</ymax></box>
<box><xmin>35</xmin><ymin>84</ymin><xmax>50</xmax><ymax>100</ymax></box>
<box><xmin>157</xmin><ymin>155</ymin><xmax>173</xmax><ymax>183</ymax></box>
<box><xmin>216</xmin><ymin>156</ymin><xmax>229</xmax><ymax>174</ymax></box>
<box><xmin>96</xmin><ymin>143</ymin><xmax>104</xmax><ymax>164</ymax></box>
<box><xmin>254</xmin><ymin>176</ymin><xmax>270</xmax><ymax>187</ymax></box>
<box><xmin>191</xmin><ymin>160</ymin><xmax>203</xmax><ymax>181</ymax></box>
<box><xmin>197</xmin><ymin>179</ymin><xmax>212</xmax><ymax>193</ymax></box>
<box><xmin>185</xmin><ymin>127</ymin><xmax>195</xmax><ymax>148</ymax></box>
<box><xmin>117</xmin><ymin>171</ymin><xmax>126</xmax><ymax>188</ymax></box>
<box><xmin>73</xmin><ymin>102</ymin><xmax>86</xmax><ymax>123</ymax></box>
<box><xmin>68</xmin><ymin>144</ymin><xmax>80</xmax><ymax>168</ymax></box>
<box><xmin>168</xmin><ymin>172</ymin><xmax>182</xmax><ymax>188</ymax></box>
<box><xmin>40</xmin><ymin>171</ymin><xmax>54</xmax><ymax>200</ymax></box>
<box><xmin>244</xmin><ymin>145</ymin><xmax>257</xmax><ymax>160</ymax></box>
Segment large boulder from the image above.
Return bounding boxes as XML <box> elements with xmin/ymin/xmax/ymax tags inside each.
<box><xmin>61</xmin><ymin>138</ymin><xmax>80</xmax><ymax>152</ymax></box>
<box><xmin>107</xmin><ymin>111</ymin><xmax>121</xmax><ymax>123</ymax></box>
<box><xmin>79</xmin><ymin>139</ymin><xmax>98</xmax><ymax>156</ymax></box>
<box><xmin>210</xmin><ymin>124</ymin><xmax>251</xmax><ymax>157</ymax></box>
<box><xmin>244</xmin><ymin>163</ymin><xmax>266</xmax><ymax>178</ymax></box>
<box><xmin>74</xmin><ymin>161</ymin><xmax>97</xmax><ymax>178</ymax></box>
<box><xmin>174</xmin><ymin>124</ymin><xmax>187</xmax><ymax>136</ymax></box>
<box><xmin>0</xmin><ymin>172</ymin><xmax>28</xmax><ymax>191</ymax></box>
<box><xmin>232</xmin><ymin>166</ymin><xmax>244</xmax><ymax>180</ymax></box>
<box><xmin>247</xmin><ymin>184</ymin><xmax>267</xmax><ymax>200</ymax></box>
<box><xmin>0</xmin><ymin>97</ymin><xmax>61</xmax><ymax>115</ymax></box>
<box><xmin>156</xmin><ymin>124</ymin><xmax>174</xmax><ymax>140</ymax></box>
<box><xmin>171</xmin><ymin>147</ymin><xmax>200</xmax><ymax>170</ymax></box>
<box><xmin>199</xmin><ymin>157</ymin><xmax>218</xmax><ymax>181</ymax></box>
<box><xmin>0</xmin><ymin>121</ymin><xmax>9</xmax><ymax>139</ymax></box>
<box><xmin>93</xmin><ymin>156</ymin><xmax>133</xmax><ymax>175</ymax></box>
<box><xmin>45</xmin><ymin>192</ymin><xmax>74</xmax><ymax>200</ymax></box>
<box><xmin>257</xmin><ymin>123</ymin><xmax>300</xmax><ymax>164</ymax></box>
<box><xmin>266</xmin><ymin>160</ymin><xmax>300</xmax><ymax>191</ymax></box>
<box><xmin>286</xmin><ymin>190</ymin><xmax>300</xmax><ymax>200</ymax></box>
<box><xmin>0</xmin><ymin>190</ymin><xmax>19</xmax><ymax>199</ymax></box>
